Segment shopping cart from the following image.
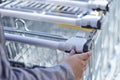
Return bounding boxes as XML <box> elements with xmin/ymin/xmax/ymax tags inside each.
<box><xmin>2</xmin><ymin>0</ymin><xmax>120</xmax><ymax>80</ymax></box>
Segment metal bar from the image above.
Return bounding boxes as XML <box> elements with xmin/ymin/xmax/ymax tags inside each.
<box><xmin>0</xmin><ymin>9</ymin><xmax>76</xmax><ymax>25</ymax></box>
<box><xmin>5</xmin><ymin>33</ymin><xmax>88</xmax><ymax>53</ymax></box>
<box><xmin>4</xmin><ymin>27</ymin><xmax>67</xmax><ymax>41</ymax></box>
<box><xmin>0</xmin><ymin>14</ymin><xmax>5</xmax><ymax>46</ymax></box>
<box><xmin>5</xmin><ymin>33</ymin><xmax>61</xmax><ymax>50</ymax></box>
<box><xmin>0</xmin><ymin>9</ymin><xmax>101</xmax><ymax>29</ymax></box>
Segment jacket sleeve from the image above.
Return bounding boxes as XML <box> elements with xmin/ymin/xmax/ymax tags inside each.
<box><xmin>0</xmin><ymin>45</ymin><xmax>75</xmax><ymax>80</ymax></box>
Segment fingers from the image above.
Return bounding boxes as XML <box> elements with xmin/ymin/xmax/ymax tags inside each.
<box><xmin>77</xmin><ymin>51</ymin><xmax>91</xmax><ymax>60</ymax></box>
<box><xmin>64</xmin><ymin>50</ymin><xmax>91</xmax><ymax>80</ymax></box>
<box><xmin>69</xmin><ymin>49</ymin><xmax>75</xmax><ymax>56</ymax></box>
<box><xmin>82</xmin><ymin>60</ymin><xmax>89</xmax><ymax>70</ymax></box>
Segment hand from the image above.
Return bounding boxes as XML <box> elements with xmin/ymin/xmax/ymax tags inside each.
<box><xmin>62</xmin><ymin>50</ymin><xmax>91</xmax><ymax>80</ymax></box>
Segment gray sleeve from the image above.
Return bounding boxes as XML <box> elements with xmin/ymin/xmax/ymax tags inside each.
<box><xmin>0</xmin><ymin>46</ymin><xmax>75</xmax><ymax>80</ymax></box>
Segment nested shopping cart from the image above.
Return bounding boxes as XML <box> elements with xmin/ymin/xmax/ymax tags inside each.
<box><xmin>1</xmin><ymin>0</ymin><xmax>104</xmax><ymax>65</ymax></box>
<box><xmin>1</xmin><ymin>0</ymin><xmax>120</xmax><ymax>80</ymax></box>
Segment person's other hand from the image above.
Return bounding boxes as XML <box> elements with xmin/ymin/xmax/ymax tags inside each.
<box><xmin>63</xmin><ymin>50</ymin><xmax>91</xmax><ymax>80</ymax></box>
